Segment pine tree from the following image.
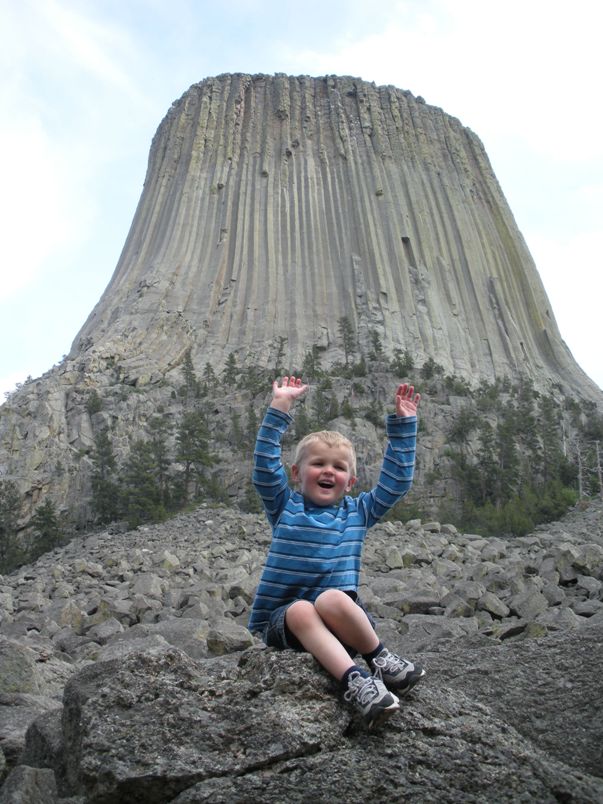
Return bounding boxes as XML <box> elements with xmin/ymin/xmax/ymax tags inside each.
<box><xmin>181</xmin><ymin>348</ymin><xmax>200</xmax><ymax>402</ymax></box>
<box><xmin>476</xmin><ymin>421</ymin><xmax>498</xmax><ymax>506</ymax></box>
<box><xmin>120</xmin><ymin>440</ymin><xmax>166</xmax><ymax>527</ymax></box>
<box><xmin>369</xmin><ymin>330</ymin><xmax>384</xmax><ymax>362</ymax></box>
<box><xmin>202</xmin><ymin>362</ymin><xmax>217</xmax><ymax>393</ymax></box>
<box><xmin>539</xmin><ymin>395</ymin><xmax>565</xmax><ymax>484</ymax></box>
<box><xmin>91</xmin><ymin>430</ymin><xmax>119</xmax><ymax>524</ymax></box>
<box><xmin>338</xmin><ymin>316</ymin><xmax>356</xmax><ymax>367</ymax></box>
<box><xmin>302</xmin><ymin>345</ymin><xmax>323</xmax><ymax>380</ymax></box>
<box><xmin>175</xmin><ymin>410</ymin><xmax>213</xmax><ymax>501</ymax></box>
<box><xmin>149</xmin><ymin>415</ymin><xmax>172</xmax><ymax>509</ymax></box>
<box><xmin>0</xmin><ymin>480</ymin><xmax>21</xmax><ymax>571</ymax></box>
<box><xmin>31</xmin><ymin>498</ymin><xmax>61</xmax><ymax>555</ymax></box>
<box><xmin>222</xmin><ymin>352</ymin><xmax>238</xmax><ymax>383</ymax></box>
<box><xmin>273</xmin><ymin>336</ymin><xmax>288</xmax><ymax>377</ymax></box>
<box><xmin>391</xmin><ymin>348</ymin><xmax>414</xmax><ymax>378</ymax></box>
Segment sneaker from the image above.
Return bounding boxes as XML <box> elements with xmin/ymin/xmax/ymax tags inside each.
<box><xmin>371</xmin><ymin>648</ymin><xmax>426</xmax><ymax>696</ymax></box>
<box><xmin>343</xmin><ymin>670</ymin><xmax>400</xmax><ymax>728</ymax></box>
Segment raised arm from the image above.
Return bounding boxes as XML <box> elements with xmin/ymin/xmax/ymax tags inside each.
<box><xmin>395</xmin><ymin>382</ymin><xmax>421</xmax><ymax>418</ymax></box>
<box><xmin>269</xmin><ymin>375</ymin><xmax>309</xmax><ymax>414</ymax></box>
<box><xmin>253</xmin><ymin>376</ymin><xmax>308</xmax><ymax>525</ymax></box>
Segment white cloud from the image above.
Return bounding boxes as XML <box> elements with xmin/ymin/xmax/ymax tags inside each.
<box><xmin>0</xmin><ymin>0</ymin><xmax>153</xmax><ymax>301</ymax></box>
<box><xmin>278</xmin><ymin>0</ymin><xmax>603</xmax><ymax>162</ymax></box>
<box><xmin>0</xmin><ymin>119</ymin><xmax>89</xmax><ymax>300</ymax></box>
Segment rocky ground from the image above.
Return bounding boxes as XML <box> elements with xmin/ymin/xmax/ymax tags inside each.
<box><xmin>0</xmin><ymin>498</ymin><xmax>602</xmax><ymax>803</ymax></box>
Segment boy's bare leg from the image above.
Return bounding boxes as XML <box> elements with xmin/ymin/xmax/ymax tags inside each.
<box><xmin>314</xmin><ymin>589</ymin><xmax>380</xmax><ymax>654</ymax></box>
<box><xmin>285</xmin><ymin>600</ymin><xmax>357</xmax><ymax>679</ymax></box>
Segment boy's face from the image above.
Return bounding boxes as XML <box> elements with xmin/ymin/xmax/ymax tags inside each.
<box><xmin>292</xmin><ymin>441</ymin><xmax>356</xmax><ymax>507</ymax></box>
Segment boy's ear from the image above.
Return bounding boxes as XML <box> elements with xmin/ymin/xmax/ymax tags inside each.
<box><xmin>291</xmin><ymin>464</ymin><xmax>300</xmax><ymax>483</ymax></box>
<box><xmin>345</xmin><ymin>475</ymin><xmax>357</xmax><ymax>492</ymax></box>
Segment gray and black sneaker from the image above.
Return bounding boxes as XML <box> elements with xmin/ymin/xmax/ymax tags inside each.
<box><xmin>371</xmin><ymin>648</ymin><xmax>426</xmax><ymax>696</ymax></box>
<box><xmin>343</xmin><ymin>670</ymin><xmax>400</xmax><ymax>728</ymax></box>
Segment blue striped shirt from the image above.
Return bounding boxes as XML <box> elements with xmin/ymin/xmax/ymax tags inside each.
<box><xmin>247</xmin><ymin>407</ymin><xmax>418</xmax><ymax>634</ymax></box>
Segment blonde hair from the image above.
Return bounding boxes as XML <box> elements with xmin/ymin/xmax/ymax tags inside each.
<box><xmin>294</xmin><ymin>430</ymin><xmax>357</xmax><ymax>475</ymax></box>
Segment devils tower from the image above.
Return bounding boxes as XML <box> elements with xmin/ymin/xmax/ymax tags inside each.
<box><xmin>1</xmin><ymin>73</ymin><xmax>601</xmax><ymax>525</ymax></box>
<box><xmin>71</xmin><ymin>73</ymin><xmax>597</xmax><ymax>391</ymax></box>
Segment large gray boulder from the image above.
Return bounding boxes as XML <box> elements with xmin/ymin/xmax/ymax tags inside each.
<box><xmin>22</xmin><ymin>640</ymin><xmax>603</xmax><ymax>803</ymax></box>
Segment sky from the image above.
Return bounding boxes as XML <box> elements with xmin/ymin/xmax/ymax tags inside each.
<box><xmin>1</xmin><ymin>0</ymin><xmax>602</xmax><ymax>399</ymax></box>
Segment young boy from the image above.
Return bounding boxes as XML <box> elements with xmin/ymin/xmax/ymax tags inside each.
<box><xmin>248</xmin><ymin>375</ymin><xmax>425</xmax><ymax>728</ymax></box>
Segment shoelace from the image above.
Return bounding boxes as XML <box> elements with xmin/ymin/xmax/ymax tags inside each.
<box><xmin>344</xmin><ymin>673</ymin><xmax>378</xmax><ymax>705</ymax></box>
<box><xmin>372</xmin><ymin>651</ymin><xmax>408</xmax><ymax>682</ymax></box>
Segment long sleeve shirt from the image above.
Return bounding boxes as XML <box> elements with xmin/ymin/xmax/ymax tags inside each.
<box><xmin>247</xmin><ymin>407</ymin><xmax>418</xmax><ymax>635</ymax></box>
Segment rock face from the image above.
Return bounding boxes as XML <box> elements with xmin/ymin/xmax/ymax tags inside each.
<box><xmin>1</xmin><ymin>73</ymin><xmax>601</xmax><ymax>523</ymax></box>
<box><xmin>74</xmin><ymin>73</ymin><xmax>594</xmax><ymax>391</ymax></box>
<box><xmin>0</xmin><ymin>499</ymin><xmax>602</xmax><ymax>801</ymax></box>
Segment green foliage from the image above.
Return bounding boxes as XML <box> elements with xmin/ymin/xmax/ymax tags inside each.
<box><xmin>368</xmin><ymin>330</ymin><xmax>384</xmax><ymax>362</ymax></box>
<box><xmin>390</xmin><ymin>348</ymin><xmax>414</xmax><ymax>378</ymax></box>
<box><xmin>580</xmin><ymin>402</ymin><xmax>603</xmax><ymax>441</ymax></box>
<box><xmin>202</xmin><ymin>362</ymin><xmax>218</xmax><ymax>393</ymax></box>
<box><xmin>302</xmin><ymin>345</ymin><xmax>324</xmax><ymax>381</ymax></box>
<box><xmin>149</xmin><ymin>416</ymin><xmax>173</xmax><ymax>510</ymax></box>
<box><xmin>361</xmin><ymin>404</ymin><xmax>385</xmax><ymax>429</ymax></box>
<box><xmin>312</xmin><ymin>382</ymin><xmax>338</xmax><ymax>430</ymax></box>
<box><xmin>86</xmin><ymin>390</ymin><xmax>103</xmax><ymax>415</ymax></box>
<box><xmin>420</xmin><ymin>357</ymin><xmax>443</xmax><ymax>380</ymax></box>
<box><xmin>242</xmin><ymin>364</ymin><xmax>272</xmax><ymax>396</ymax></box>
<box><xmin>273</xmin><ymin>336</ymin><xmax>288</xmax><ymax>377</ymax></box>
<box><xmin>444</xmin><ymin>375</ymin><xmax>471</xmax><ymax>396</ymax></box>
<box><xmin>90</xmin><ymin>430</ymin><xmax>120</xmax><ymax>524</ymax></box>
<box><xmin>294</xmin><ymin>404</ymin><xmax>313</xmax><ymax>441</ymax></box>
<box><xmin>341</xmin><ymin>398</ymin><xmax>355</xmax><ymax>421</ymax></box>
<box><xmin>457</xmin><ymin>480</ymin><xmax>578</xmax><ymax>537</ymax></box>
<box><xmin>475</xmin><ymin>379</ymin><xmax>504</xmax><ymax>412</ymax></box>
<box><xmin>351</xmin><ymin>354</ymin><xmax>367</xmax><ymax>377</ymax></box>
<box><xmin>445</xmin><ymin>382</ymin><xmax>582</xmax><ymax>535</ymax></box>
<box><xmin>120</xmin><ymin>439</ymin><xmax>167</xmax><ymax>528</ymax></box>
<box><xmin>181</xmin><ymin>348</ymin><xmax>200</xmax><ymax>401</ymax></box>
<box><xmin>383</xmin><ymin>498</ymin><xmax>426</xmax><ymax>524</ymax></box>
<box><xmin>223</xmin><ymin>352</ymin><xmax>238</xmax><ymax>382</ymax></box>
<box><xmin>230</xmin><ymin>411</ymin><xmax>244</xmax><ymax>449</ymax></box>
<box><xmin>448</xmin><ymin>407</ymin><xmax>478</xmax><ymax>448</ymax></box>
<box><xmin>338</xmin><ymin>316</ymin><xmax>356</xmax><ymax>366</ymax></box>
<box><xmin>31</xmin><ymin>498</ymin><xmax>62</xmax><ymax>554</ymax></box>
<box><xmin>0</xmin><ymin>480</ymin><xmax>22</xmax><ymax>572</ymax></box>
<box><xmin>175</xmin><ymin>409</ymin><xmax>213</xmax><ymax>502</ymax></box>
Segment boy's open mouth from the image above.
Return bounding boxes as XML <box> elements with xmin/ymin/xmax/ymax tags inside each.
<box><xmin>318</xmin><ymin>480</ymin><xmax>335</xmax><ymax>488</ymax></box>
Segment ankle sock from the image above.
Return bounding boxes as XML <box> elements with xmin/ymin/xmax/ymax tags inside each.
<box><xmin>340</xmin><ymin>664</ymin><xmax>369</xmax><ymax>689</ymax></box>
<box><xmin>362</xmin><ymin>642</ymin><xmax>384</xmax><ymax>668</ymax></box>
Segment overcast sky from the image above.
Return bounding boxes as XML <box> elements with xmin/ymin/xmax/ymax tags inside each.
<box><xmin>1</xmin><ymin>0</ymin><xmax>601</xmax><ymax>399</ymax></box>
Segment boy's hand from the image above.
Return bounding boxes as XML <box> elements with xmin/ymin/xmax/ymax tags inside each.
<box><xmin>395</xmin><ymin>383</ymin><xmax>421</xmax><ymax>417</ymax></box>
<box><xmin>271</xmin><ymin>376</ymin><xmax>309</xmax><ymax>413</ymax></box>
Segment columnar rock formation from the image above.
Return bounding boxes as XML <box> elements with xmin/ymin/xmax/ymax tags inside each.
<box><xmin>0</xmin><ymin>73</ymin><xmax>601</xmax><ymax>523</ymax></box>
<box><xmin>73</xmin><ymin>73</ymin><xmax>596</xmax><ymax>393</ymax></box>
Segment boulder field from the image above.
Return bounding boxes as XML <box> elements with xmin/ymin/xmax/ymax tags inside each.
<box><xmin>0</xmin><ymin>499</ymin><xmax>602</xmax><ymax>802</ymax></box>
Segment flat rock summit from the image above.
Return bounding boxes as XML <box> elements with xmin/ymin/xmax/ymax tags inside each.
<box><xmin>1</xmin><ymin>498</ymin><xmax>602</xmax><ymax>802</ymax></box>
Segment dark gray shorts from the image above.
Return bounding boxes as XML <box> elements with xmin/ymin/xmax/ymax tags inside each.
<box><xmin>262</xmin><ymin>590</ymin><xmax>376</xmax><ymax>658</ymax></box>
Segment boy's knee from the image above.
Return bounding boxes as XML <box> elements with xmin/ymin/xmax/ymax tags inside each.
<box><xmin>315</xmin><ymin>589</ymin><xmax>350</xmax><ymax>615</ymax></box>
<box><xmin>285</xmin><ymin>600</ymin><xmax>317</xmax><ymax>631</ymax></box>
